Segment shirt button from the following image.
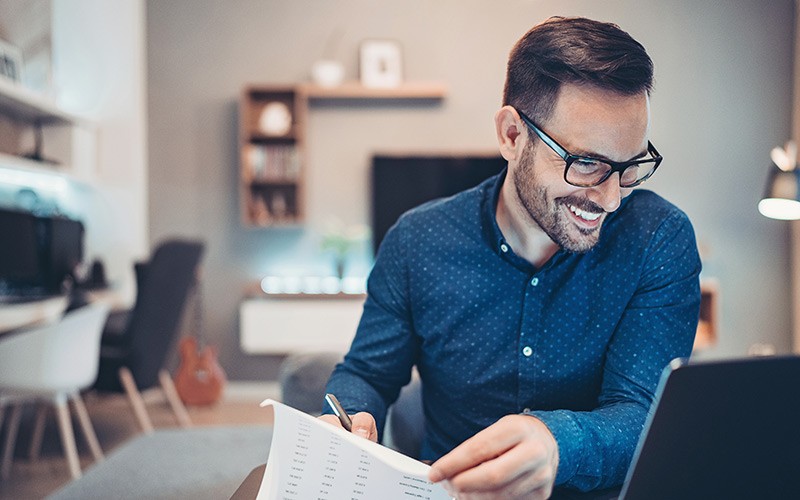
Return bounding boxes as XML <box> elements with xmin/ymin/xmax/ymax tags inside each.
<box><xmin>522</xmin><ymin>346</ymin><xmax>532</xmax><ymax>357</ymax></box>
<box><xmin>523</xmin><ymin>407</ymin><xmax>531</xmax><ymax>414</ymax></box>
<box><xmin>530</xmin><ymin>277</ymin><xmax>539</xmax><ymax>286</ymax></box>
<box><xmin>500</xmin><ymin>243</ymin><xmax>509</xmax><ymax>253</ymax></box>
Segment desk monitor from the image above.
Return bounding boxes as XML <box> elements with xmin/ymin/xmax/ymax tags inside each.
<box><xmin>619</xmin><ymin>356</ymin><xmax>800</xmax><ymax>500</ymax></box>
<box><xmin>0</xmin><ymin>208</ymin><xmax>83</xmax><ymax>298</ymax></box>
<box><xmin>0</xmin><ymin>209</ymin><xmax>43</xmax><ymax>293</ymax></box>
<box><xmin>47</xmin><ymin>215</ymin><xmax>84</xmax><ymax>291</ymax></box>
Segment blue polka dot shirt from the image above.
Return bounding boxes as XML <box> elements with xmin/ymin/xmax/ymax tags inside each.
<box><xmin>325</xmin><ymin>170</ymin><xmax>701</xmax><ymax>491</ymax></box>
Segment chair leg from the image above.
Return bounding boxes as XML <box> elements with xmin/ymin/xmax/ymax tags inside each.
<box><xmin>28</xmin><ymin>402</ymin><xmax>48</xmax><ymax>462</ymax></box>
<box><xmin>1</xmin><ymin>403</ymin><xmax>22</xmax><ymax>480</ymax></box>
<box><xmin>54</xmin><ymin>395</ymin><xmax>81</xmax><ymax>479</ymax></box>
<box><xmin>118</xmin><ymin>367</ymin><xmax>154</xmax><ymax>434</ymax></box>
<box><xmin>70</xmin><ymin>393</ymin><xmax>104</xmax><ymax>462</ymax></box>
<box><xmin>159</xmin><ymin>369</ymin><xmax>192</xmax><ymax>428</ymax></box>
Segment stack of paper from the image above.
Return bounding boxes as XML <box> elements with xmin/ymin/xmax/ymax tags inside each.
<box><xmin>258</xmin><ymin>399</ymin><xmax>453</xmax><ymax>500</ymax></box>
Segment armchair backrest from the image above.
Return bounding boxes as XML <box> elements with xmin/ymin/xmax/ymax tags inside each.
<box><xmin>125</xmin><ymin>239</ymin><xmax>204</xmax><ymax>390</ymax></box>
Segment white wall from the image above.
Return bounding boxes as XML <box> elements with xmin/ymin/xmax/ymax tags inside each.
<box><xmin>146</xmin><ymin>0</ymin><xmax>794</xmax><ymax>379</ymax></box>
<box><xmin>52</xmin><ymin>0</ymin><xmax>148</xmax><ymax>301</ymax></box>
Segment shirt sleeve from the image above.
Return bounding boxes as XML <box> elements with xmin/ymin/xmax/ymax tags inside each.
<box><xmin>532</xmin><ymin>210</ymin><xmax>702</xmax><ymax>491</ymax></box>
<box><xmin>324</xmin><ymin>218</ymin><xmax>420</xmax><ymax>439</ymax></box>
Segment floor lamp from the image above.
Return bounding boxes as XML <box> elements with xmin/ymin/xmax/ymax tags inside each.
<box><xmin>759</xmin><ymin>142</ymin><xmax>800</xmax><ymax>353</ymax></box>
<box><xmin>758</xmin><ymin>142</ymin><xmax>800</xmax><ymax>220</ymax></box>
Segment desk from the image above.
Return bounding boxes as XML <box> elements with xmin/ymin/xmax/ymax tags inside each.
<box><xmin>0</xmin><ymin>296</ymin><xmax>68</xmax><ymax>334</ymax></box>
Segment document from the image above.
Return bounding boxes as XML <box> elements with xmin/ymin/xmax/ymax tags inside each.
<box><xmin>257</xmin><ymin>399</ymin><xmax>453</xmax><ymax>500</ymax></box>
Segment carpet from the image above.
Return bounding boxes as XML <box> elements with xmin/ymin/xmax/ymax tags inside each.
<box><xmin>48</xmin><ymin>425</ymin><xmax>272</xmax><ymax>500</ymax></box>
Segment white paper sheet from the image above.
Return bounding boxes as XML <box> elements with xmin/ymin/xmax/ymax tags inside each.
<box><xmin>257</xmin><ymin>399</ymin><xmax>453</xmax><ymax>500</ymax></box>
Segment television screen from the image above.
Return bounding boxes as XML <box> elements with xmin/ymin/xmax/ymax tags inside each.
<box><xmin>371</xmin><ymin>154</ymin><xmax>506</xmax><ymax>253</ymax></box>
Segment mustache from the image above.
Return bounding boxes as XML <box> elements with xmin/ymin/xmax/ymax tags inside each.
<box><xmin>557</xmin><ymin>195</ymin><xmax>604</xmax><ymax>214</ymax></box>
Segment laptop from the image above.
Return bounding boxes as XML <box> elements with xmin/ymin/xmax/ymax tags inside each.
<box><xmin>612</xmin><ymin>355</ymin><xmax>800</xmax><ymax>500</ymax></box>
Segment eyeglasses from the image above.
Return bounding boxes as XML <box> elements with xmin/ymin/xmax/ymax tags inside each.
<box><xmin>516</xmin><ymin>109</ymin><xmax>663</xmax><ymax>188</ymax></box>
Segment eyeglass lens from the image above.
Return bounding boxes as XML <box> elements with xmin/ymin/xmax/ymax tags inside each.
<box><xmin>566</xmin><ymin>158</ymin><xmax>657</xmax><ymax>188</ymax></box>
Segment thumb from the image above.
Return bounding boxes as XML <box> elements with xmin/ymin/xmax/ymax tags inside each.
<box><xmin>350</xmin><ymin>412</ymin><xmax>378</xmax><ymax>442</ymax></box>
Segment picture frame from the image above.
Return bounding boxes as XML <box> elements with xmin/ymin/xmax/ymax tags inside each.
<box><xmin>0</xmin><ymin>38</ymin><xmax>23</xmax><ymax>83</ymax></box>
<box><xmin>359</xmin><ymin>39</ymin><xmax>403</xmax><ymax>88</ymax></box>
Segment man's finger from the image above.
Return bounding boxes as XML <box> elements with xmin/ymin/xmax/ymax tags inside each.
<box><xmin>447</xmin><ymin>439</ymin><xmax>552</xmax><ymax>493</ymax></box>
<box><xmin>429</xmin><ymin>415</ymin><xmax>534</xmax><ymax>482</ymax></box>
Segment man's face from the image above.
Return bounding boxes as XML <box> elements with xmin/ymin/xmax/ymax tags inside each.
<box><xmin>512</xmin><ymin>83</ymin><xmax>651</xmax><ymax>253</ymax></box>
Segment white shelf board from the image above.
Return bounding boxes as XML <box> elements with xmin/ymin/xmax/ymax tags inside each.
<box><xmin>0</xmin><ymin>151</ymin><xmax>89</xmax><ymax>187</ymax></box>
<box><xmin>0</xmin><ymin>78</ymin><xmax>83</xmax><ymax>125</ymax></box>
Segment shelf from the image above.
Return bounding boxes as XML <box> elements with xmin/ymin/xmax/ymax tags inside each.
<box><xmin>248</xmin><ymin>132</ymin><xmax>298</xmax><ymax>144</ymax></box>
<box><xmin>249</xmin><ymin>179</ymin><xmax>299</xmax><ymax>187</ymax></box>
<box><xmin>0</xmin><ymin>78</ymin><xmax>82</xmax><ymax>125</ymax></box>
<box><xmin>0</xmin><ymin>152</ymin><xmax>91</xmax><ymax>193</ymax></box>
<box><xmin>301</xmin><ymin>81</ymin><xmax>447</xmax><ymax>100</ymax></box>
<box><xmin>239</xmin><ymin>81</ymin><xmax>447</xmax><ymax>227</ymax></box>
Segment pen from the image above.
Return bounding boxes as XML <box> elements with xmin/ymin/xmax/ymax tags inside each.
<box><xmin>324</xmin><ymin>393</ymin><xmax>353</xmax><ymax>432</ymax></box>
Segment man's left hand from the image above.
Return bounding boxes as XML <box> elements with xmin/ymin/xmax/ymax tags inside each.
<box><xmin>428</xmin><ymin>414</ymin><xmax>559</xmax><ymax>500</ymax></box>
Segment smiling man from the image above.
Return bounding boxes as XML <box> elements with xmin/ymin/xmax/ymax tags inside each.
<box><xmin>322</xmin><ymin>17</ymin><xmax>701</xmax><ymax>499</ymax></box>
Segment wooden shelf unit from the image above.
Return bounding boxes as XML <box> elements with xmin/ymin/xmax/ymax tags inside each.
<box><xmin>239</xmin><ymin>86</ymin><xmax>306</xmax><ymax>226</ymax></box>
<box><xmin>238</xmin><ymin>81</ymin><xmax>447</xmax><ymax>227</ymax></box>
<box><xmin>694</xmin><ymin>279</ymin><xmax>720</xmax><ymax>351</ymax></box>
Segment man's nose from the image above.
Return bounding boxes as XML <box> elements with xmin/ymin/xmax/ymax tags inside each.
<box><xmin>588</xmin><ymin>173</ymin><xmax>622</xmax><ymax>213</ymax></box>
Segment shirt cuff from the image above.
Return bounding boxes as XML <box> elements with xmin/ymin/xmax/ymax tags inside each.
<box><xmin>528</xmin><ymin>409</ymin><xmax>584</xmax><ymax>486</ymax></box>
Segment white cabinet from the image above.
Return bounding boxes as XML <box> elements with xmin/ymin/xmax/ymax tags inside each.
<box><xmin>240</xmin><ymin>295</ymin><xmax>366</xmax><ymax>354</ymax></box>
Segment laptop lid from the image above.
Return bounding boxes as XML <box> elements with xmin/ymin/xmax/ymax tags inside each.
<box><xmin>619</xmin><ymin>355</ymin><xmax>800</xmax><ymax>500</ymax></box>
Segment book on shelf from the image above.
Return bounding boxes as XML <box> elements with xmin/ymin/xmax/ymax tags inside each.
<box><xmin>246</xmin><ymin>144</ymin><xmax>300</xmax><ymax>182</ymax></box>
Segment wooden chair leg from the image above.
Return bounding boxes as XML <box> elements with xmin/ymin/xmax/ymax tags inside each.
<box><xmin>159</xmin><ymin>369</ymin><xmax>192</xmax><ymax>428</ymax></box>
<box><xmin>70</xmin><ymin>393</ymin><xmax>104</xmax><ymax>462</ymax></box>
<box><xmin>118</xmin><ymin>367</ymin><xmax>154</xmax><ymax>434</ymax></box>
<box><xmin>28</xmin><ymin>402</ymin><xmax>48</xmax><ymax>462</ymax></box>
<box><xmin>1</xmin><ymin>403</ymin><xmax>22</xmax><ymax>480</ymax></box>
<box><xmin>54</xmin><ymin>395</ymin><xmax>81</xmax><ymax>479</ymax></box>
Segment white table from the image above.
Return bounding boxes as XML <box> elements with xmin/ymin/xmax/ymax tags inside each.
<box><xmin>0</xmin><ymin>296</ymin><xmax>69</xmax><ymax>334</ymax></box>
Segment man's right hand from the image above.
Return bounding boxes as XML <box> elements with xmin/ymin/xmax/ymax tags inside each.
<box><xmin>318</xmin><ymin>412</ymin><xmax>379</xmax><ymax>442</ymax></box>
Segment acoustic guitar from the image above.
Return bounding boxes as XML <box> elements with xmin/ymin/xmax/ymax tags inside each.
<box><xmin>175</xmin><ymin>335</ymin><xmax>226</xmax><ymax>405</ymax></box>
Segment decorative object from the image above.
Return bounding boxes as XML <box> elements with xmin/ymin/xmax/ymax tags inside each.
<box><xmin>321</xmin><ymin>218</ymin><xmax>370</xmax><ymax>279</ymax></box>
<box><xmin>0</xmin><ymin>38</ymin><xmax>22</xmax><ymax>83</ymax></box>
<box><xmin>758</xmin><ymin>141</ymin><xmax>800</xmax><ymax>220</ymax></box>
<box><xmin>359</xmin><ymin>39</ymin><xmax>403</xmax><ymax>88</ymax></box>
<box><xmin>311</xmin><ymin>60</ymin><xmax>345</xmax><ymax>87</ymax></box>
<box><xmin>257</xmin><ymin>101</ymin><xmax>293</xmax><ymax>136</ymax></box>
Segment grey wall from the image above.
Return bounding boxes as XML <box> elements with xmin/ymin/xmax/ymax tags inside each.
<box><xmin>147</xmin><ymin>0</ymin><xmax>795</xmax><ymax>380</ymax></box>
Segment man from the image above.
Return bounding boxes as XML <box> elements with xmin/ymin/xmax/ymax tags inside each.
<box><xmin>321</xmin><ymin>16</ymin><xmax>701</xmax><ymax>499</ymax></box>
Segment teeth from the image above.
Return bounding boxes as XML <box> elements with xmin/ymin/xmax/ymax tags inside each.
<box><xmin>569</xmin><ymin>205</ymin><xmax>601</xmax><ymax>221</ymax></box>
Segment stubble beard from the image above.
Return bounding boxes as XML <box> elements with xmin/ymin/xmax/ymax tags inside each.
<box><xmin>513</xmin><ymin>144</ymin><xmax>605</xmax><ymax>254</ymax></box>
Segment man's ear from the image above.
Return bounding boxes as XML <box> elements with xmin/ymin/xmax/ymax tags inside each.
<box><xmin>495</xmin><ymin>106</ymin><xmax>524</xmax><ymax>162</ymax></box>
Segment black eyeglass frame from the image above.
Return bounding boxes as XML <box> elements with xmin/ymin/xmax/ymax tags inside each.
<box><xmin>516</xmin><ymin>109</ymin><xmax>663</xmax><ymax>188</ymax></box>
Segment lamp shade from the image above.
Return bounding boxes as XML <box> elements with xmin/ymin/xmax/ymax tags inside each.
<box><xmin>758</xmin><ymin>164</ymin><xmax>800</xmax><ymax>220</ymax></box>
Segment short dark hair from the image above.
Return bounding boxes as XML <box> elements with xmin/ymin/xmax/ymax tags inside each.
<box><xmin>503</xmin><ymin>17</ymin><xmax>654</xmax><ymax>124</ymax></box>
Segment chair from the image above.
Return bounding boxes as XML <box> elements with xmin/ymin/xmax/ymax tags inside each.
<box><xmin>277</xmin><ymin>352</ymin><xmax>425</xmax><ymax>458</ymax></box>
<box><xmin>0</xmin><ymin>303</ymin><xmax>110</xmax><ymax>480</ymax></box>
<box><xmin>92</xmin><ymin>239</ymin><xmax>204</xmax><ymax>433</ymax></box>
